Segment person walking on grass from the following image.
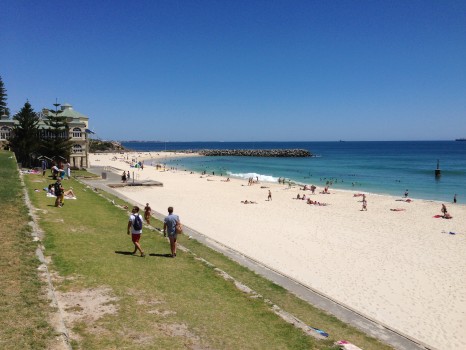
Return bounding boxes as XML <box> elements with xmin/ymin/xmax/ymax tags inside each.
<box><xmin>163</xmin><ymin>206</ymin><xmax>181</xmax><ymax>258</ymax></box>
<box><xmin>144</xmin><ymin>203</ymin><xmax>152</xmax><ymax>224</ymax></box>
<box><xmin>54</xmin><ymin>178</ymin><xmax>64</xmax><ymax>207</ymax></box>
<box><xmin>127</xmin><ymin>206</ymin><xmax>145</xmax><ymax>257</ymax></box>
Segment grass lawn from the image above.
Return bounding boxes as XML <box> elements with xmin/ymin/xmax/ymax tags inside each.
<box><xmin>13</xmin><ymin>155</ymin><xmax>392</xmax><ymax>350</ymax></box>
<box><xmin>0</xmin><ymin>151</ymin><xmax>55</xmax><ymax>349</ymax></box>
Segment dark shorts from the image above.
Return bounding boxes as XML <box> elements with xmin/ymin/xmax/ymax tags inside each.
<box><xmin>132</xmin><ymin>233</ymin><xmax>141</xmax><ymax>243</ymax></box>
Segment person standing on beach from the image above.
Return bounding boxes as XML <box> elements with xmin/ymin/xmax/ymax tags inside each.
<box><xmin>163</xmin><ymin>206</ymin><xmax>181</xmax><ymax>258</ymax></box>
<box><xmin>453</xmin><ymin>194</ymin><xmax>457</xmax><ymax>204</ymax></box>
<box><xmin>267</xmin><ymin>190</ymin><xmax>272</xmax><ymax>201</ymax></box>
<box><xmin>127</xmin><ymin>206</ymin><xmax>145</xmax><ymax>257</ymax></box>
<box><xmin>144</xmin><ymin>203</ymin><xmax>152</xmax><ymax>224</ymax></box>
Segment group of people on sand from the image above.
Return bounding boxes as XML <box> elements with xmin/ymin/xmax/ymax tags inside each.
<box><xmin>295</xmin><ymin>192</ymin><xmax>328</xmax><ymax>206</ymax></box>
<box><xmin>302</xmin><ymin>184</ymin><xmax>317</xmax><ymax>194</ymax></box>
<box><xmin>307</xmin><ymin>199</ymin><xmax>328</xmax><ymax>206</ymax></box>
<box><xmin>127</xmin><ymin>205</ymin><xmax>182</xmax><ymax>258</ymax></box>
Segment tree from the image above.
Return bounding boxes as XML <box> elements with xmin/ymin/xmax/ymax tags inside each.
<box><xmin>10</xmin><ymin>101</ymin><xmax>40</xmax><ymax>167</ymax></box>
<box><xmin>39</xmin><ymin>102</ymin><xmax>73</xmax><ymax>162</ymax></box>
<box><xmin>0</xmin><ymin>75</ymin><xmax>10</xmax><ymax>117</ymax></box>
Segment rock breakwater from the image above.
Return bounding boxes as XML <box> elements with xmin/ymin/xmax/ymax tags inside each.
<box><xmin>198</xmin><ymin>149</ymin><xmax>311</xmax><ymax>157</ymax></box>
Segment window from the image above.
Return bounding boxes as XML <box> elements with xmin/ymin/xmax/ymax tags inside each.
<box><xmin>0</xmin><ymin>126</ymin><xmax>11</xmax><ymax>140</ymax></box>
<box><xmin>73</xmin><ymin>144</ymin><xmax>83</xmax><ymax>153</ymax></box>
<box><xmin>72</xmin><ymin>127</ymin><xmax>82</xmax><ymax>138</ymax></box>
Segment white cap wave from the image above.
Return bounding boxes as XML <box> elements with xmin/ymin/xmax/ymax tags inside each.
<box><xmin>226</xmin><ymin>172</ymin><xmax>279</xmax><ymax>183</ymax></box>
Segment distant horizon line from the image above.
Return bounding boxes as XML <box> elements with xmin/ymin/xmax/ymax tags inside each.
<box><xmin>116</xmin><ymin>139</ymin><xmax>461</xmax><ymax>143</ymax></box>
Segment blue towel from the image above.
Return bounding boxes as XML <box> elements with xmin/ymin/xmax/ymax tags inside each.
<box><xmin>309</xmin><ymin>326</ymin><xmax>329</xmax><ymax>337</ymax></box>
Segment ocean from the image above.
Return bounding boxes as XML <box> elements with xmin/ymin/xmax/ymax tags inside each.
<box><xmin>121</xmin><ymin>141</ymin><xmax>466</xmax><ymax>202</ymax></box>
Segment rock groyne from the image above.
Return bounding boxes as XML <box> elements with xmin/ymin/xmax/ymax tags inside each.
<box><xmin>198</xmin><ymin>149</ymin><xmax>311</xmax><ymax>157</ymax></box>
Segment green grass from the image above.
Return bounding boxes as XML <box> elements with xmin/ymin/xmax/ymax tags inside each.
<box><xmin>19</xmin><ymin>165</ymin><xmax>393</xmax><ymax>349</ymax></box>
<box><xmin>0</xmin><ymin>151</ymin><xmax>55</xmax><ymax>349</ymax></box>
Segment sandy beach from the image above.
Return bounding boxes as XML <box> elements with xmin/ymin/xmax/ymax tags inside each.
<box><xmin>90</xmin><ymin>152</ymin><xmax>466</xmax><ymax>350</ymax></box>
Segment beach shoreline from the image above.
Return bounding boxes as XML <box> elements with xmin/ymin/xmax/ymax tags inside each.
<box><xmin>89</xmin><ymin>152</ymin><xmax>466</xmax><ymax>350</ymax></box>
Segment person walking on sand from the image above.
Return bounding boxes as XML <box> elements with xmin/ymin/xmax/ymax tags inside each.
<box><xmin>362</xmin><ymin>198</ymin><xmax>367</xmax><ymax>211</ymax></box>
<box><xmin>163</xmin><ymin>206</ymin><xmax>181</xmax><ymax>258</ymax></box>
<box><xmin>267</xmin><ymin>190</ymin><xmax>272</xmax><ymax>201</ymax></box>
<box><xmin>453</xmin><ymin>194</ymin><xmax>457</xmax><ymax>204</ymax></box>
<box><xmin>144</xmin><ymin>203</ymin><xmax>152</xmax><ymax>224</ymax></box>
<box><xmin>127</xmin><ymin>206</ymin><xmax>145</xmax><ymax>257</ymax></box>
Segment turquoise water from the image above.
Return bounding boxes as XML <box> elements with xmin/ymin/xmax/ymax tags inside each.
<box><xmin>122</xmin><ymin>141</ymin><xmax>466</xmax><ymax>202</ymax></box>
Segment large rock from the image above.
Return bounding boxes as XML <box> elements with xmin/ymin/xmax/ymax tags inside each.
<box><xmin>198</xmin><ymin>149</ymin><xmax>311</xmax><ymax>157</ymax></box>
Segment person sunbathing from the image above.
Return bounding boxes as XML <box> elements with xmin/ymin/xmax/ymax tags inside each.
<box><xmin>390</xmin><ymin>208</ymin><xmax>406</xmax><ymax>211</ymax></box>
<box><xmin>46</xmin><ymin>184</ymin><xmax>55</xmax><ymax>195</ymax></box>
<box><xmin>241</xmin><ymin>200</ymin><xmax>257</xmax><ymax>204</ymax></box>
<box><xmin>63</xmin><ymin>189</ymin><xmax>76</xmax><ymax>198</ymax></box>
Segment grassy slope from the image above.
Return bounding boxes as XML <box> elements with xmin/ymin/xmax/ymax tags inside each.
<box><xmin>0</xmin><ymin>151</ymin><xmax>54</xmax><ymax>349</ymax></box>
<box><xmin>21</xmin><ymin>165</ymin><xmax>392</xmax><ymax>350</ymax></box>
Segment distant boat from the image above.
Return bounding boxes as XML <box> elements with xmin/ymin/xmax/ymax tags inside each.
<box><xmin>455</xmin><ymin>138</ymin><xmax>466</xmax><ymax>141</ymax></box>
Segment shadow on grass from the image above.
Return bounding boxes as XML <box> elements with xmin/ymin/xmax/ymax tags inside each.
<box><xmin>114</xmin><ymin>251</ymin><xmax>173</xmax><ymax>258</ymax></box>
<box><xmin>114</xmin><ymin>251</ymin><xmax>137</xmax><ymax>256</ymax></box>
<box><xmin>149</xmin><ymin>253</ymin><xmax>174</xmax><ymax>258</ymax></box>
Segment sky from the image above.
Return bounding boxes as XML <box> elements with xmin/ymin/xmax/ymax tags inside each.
<box><xmin>1</xmin><ymin>0</ymin><xmax>465</xmax><ymax>141</ymax></box>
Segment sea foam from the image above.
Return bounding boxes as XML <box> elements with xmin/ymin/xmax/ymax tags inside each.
<box><xmin>227</xmin><ymin>172</ymin><xmax>279</xmax><ymax>183</ymax></box>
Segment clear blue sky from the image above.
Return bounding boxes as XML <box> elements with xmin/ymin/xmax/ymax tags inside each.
<box><xmin>2</xmin><ymin>0</ymin><xmax>465</xmax><ymax>141</ymax></box>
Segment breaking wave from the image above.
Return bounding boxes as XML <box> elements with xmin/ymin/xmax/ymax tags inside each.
<box><xmin>227</xmin><ymin>172</ymin><xmax>279</xmax><ymax>183</ymax></box>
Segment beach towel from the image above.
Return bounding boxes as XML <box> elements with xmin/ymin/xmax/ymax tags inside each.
<box><xmin>433</xmin><ymin>215</ymin><xmax>443</xmax><ymax>218</ymax></box>
<box><xmin>335</xmin><ymin>340</ymin><xmax>363</xmax><ymax>350</ymax></box>
<box><xmin>309</xmin><ymin>326</ymin><xmax>328</xmax><ymax>337</ymax></box>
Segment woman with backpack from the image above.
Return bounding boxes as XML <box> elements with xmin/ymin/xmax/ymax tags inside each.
<box><xmin>127</xmin><ymin>206</ymin><xmax>145</xmax><ymax>257</ymax></box>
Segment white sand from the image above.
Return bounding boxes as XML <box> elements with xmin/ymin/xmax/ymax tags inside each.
<box><xmin>90</xmin><ymin>152</ymin><xmax>466</xmax><ymax>350</ymax></box>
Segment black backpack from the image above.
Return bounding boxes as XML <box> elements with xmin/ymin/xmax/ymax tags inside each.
<box><xmin>133</xmin><ymin>214</ymin><xmax>143</xmax><ymax>231</ymax></box>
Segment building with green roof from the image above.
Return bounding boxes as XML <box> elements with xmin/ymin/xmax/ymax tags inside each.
<box><xmin>0</xmin><ymin>103</ymin><xmax>90</xmax><ymax>168</ymax></box>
